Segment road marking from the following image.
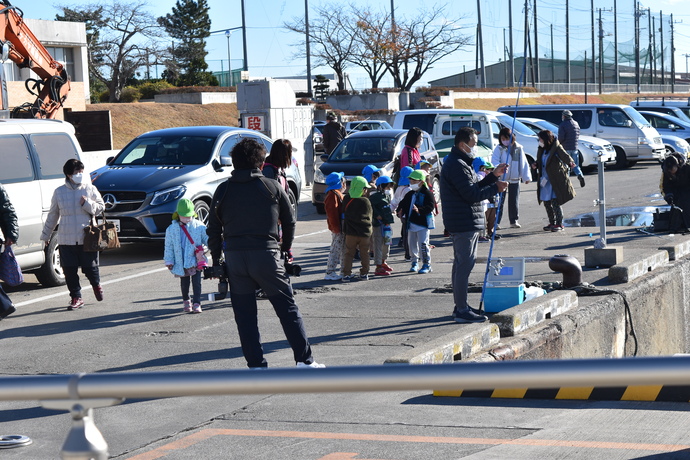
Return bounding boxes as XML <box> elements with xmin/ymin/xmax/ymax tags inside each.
<box><xmin>125</xmin><ymin>428</ymin><xmax>690</xmax><ymax>459</ymax></box>
<box><xmin>14</xmin><ymin>267</ymin><xmax>169</xmax><ymax>307</ymax></box>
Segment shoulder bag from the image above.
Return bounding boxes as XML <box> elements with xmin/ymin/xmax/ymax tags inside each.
<box><xmin>83</xmin><ymin>212</ymin><xmax>121</xmax><ymax>252</ymax></box>
<box><xmin>0</xmin><ymin>245</ymin><xmax>23</xmax><ymax>287</ymax></box>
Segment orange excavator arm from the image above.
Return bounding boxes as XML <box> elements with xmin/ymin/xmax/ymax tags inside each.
<box><xmin>0</xmin><ymin>0</ymin><xmax>70</xmax><ymax>118</ymax></box>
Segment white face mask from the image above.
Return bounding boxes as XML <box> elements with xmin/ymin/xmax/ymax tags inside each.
<box><xmin>502</xmin><ymin>140</ymin><xmax>511</xmax><ymax>147</ymax></box>
<box><xmin>71</xmin><ymin>173</ymin><xmax>86</xmax><ymax>184</ymax></box>
<box><xmin>384</xmin><ymin>189</ymin><xmax>393</xmax><ymax>198</ymax></box>
<box><xmin>409</xmin><ymin>183</ymin><xmax>421</xmax><ymax>191</ymax></box>
<box><xmin>538</xmin><ymin>141</ymin><xmax>545</xmax><ymax>148</ymax></box>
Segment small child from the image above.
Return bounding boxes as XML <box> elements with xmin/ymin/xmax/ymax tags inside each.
<box><xmin>415</xmin><ymin>160</ymin><xmax>433</xmax><ymax>188</ymax></box>
<box><xmin>323</xmin><ymin>171</ymin><xmax>346</xmax><ymax>280</ymax></box>
<box><xmin>164</xmin><ymin>198</ymin><xmax>209</xmax><ymax>313</ymax></box>
<box><xmin>342</xmin><ymin>176</ymin><xmax>373</xmax><ymax>282</ymax></box>
<box><xmin>398</xmin><ymin>170</ymin><xmax>436</xmax><ymax>274</ymax></box>
<box><xmin>369</xmin><ymin>175</ymin><xmax>395</xmax><ymax>276</ymax></box>
<box><xmin>391</xmin><ymin>166</ymin><xmax>414</xmax><ymax>259</ymax></box>
<box><xmin>362</xmin><ymin>164</ymin><xmax>382</xmax><ymax>189</ymax></box>
<box><xmin>472</xmin><ymin>158</ymin><xmax>498</xmax><ymax>242</ymax></box>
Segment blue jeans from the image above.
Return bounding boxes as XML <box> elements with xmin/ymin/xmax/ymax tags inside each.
<box><xmin>566</xmin><ymin>149</ymin><xmax>583</xmax><ymax>177</ymax></box>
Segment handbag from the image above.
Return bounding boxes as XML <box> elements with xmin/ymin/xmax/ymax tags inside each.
<box><xmin>0</xmin><ymin>245</ymin><xmax>23</xmax><ymax>287</ymax></box>
<box><xmin>180</xmin><ymin>223</ymin><xmax>208</xmax><ymax>270</ymax></box>
<box><xmin>0</xmin><ymin>286</ymin><xmax>15</xmax><ymax>320</ymax></box>
<box><xmin>83</xmin><ymin>212</ymin><xmax>121</xmax><ymax>252</ymax></box>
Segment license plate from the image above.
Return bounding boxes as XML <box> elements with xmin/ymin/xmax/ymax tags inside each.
<box><xmin>98</xmin><ymin>219</ymin><xmax>120</xmax><ymax>233</ymax></box>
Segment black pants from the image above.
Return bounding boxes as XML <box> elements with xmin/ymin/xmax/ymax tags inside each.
<box><xmin>180</xmin><ymin>271</ymin><xmax>202</xmax><ymax>304</ymax></box>
<box><xmin>225</xmin><ymin>248</ymin><xmax>314</xmax><ymax>368</ymax></box>
<box><xmin>59</xmin><ymin>245</ymin><xmax>100</xmax><ymax>299</ymax></box>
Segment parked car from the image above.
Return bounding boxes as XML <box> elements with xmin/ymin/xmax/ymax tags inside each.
<box><xmin>517</xmin><ymin>117</ymin><xmax>616</xmax><ymax>169</ymax></box>
<box><xmin>564</xmin><ymin>206</ymin><xmax>670</xmax><ymax>228</ymax></box>
<box><xmin>659</xmin><ymin>135</ymin><xmax>690</xmax><ymax>159</ymax></box>
<box><xmin>90</xmin><ymin>126</ymin><xmax>302</xmax><ymax>240</ymax></box>
<box><xmin>630</xmin><ymin>98</ymin><xmax>690</xmax><ymax>121</ymax></box>
<box><xmin>311</xmin><ymin>124</ymin><xmax>324</xmax><ymax>153</ymax></box>
<box><xmin>344</xmin><ymin>120</ymin><xmax>392</xmax><ymax>134</ymax></box>
<box><xmin>638</xmin><ymin>111</ymin><xmax>690</xmax><ymax>144</ymax></box>
<box><xmin>312</xmin><ymin>129</ymin><xmax>440</xmax><ymax>214</ymax></box>
<box><xmin>0</xmin><ymin>119</ymin><xmax>84</xmax><ymax>287</ymax></box>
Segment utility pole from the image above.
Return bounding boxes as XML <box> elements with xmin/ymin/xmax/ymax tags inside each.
<box><xmin>599</xmin><ymin>9</ymin><xmax>604</xmax><ymax>93</ymax></box>
<box><xmin>503</xmin><ymin>29</ymin><xmax>508</xmax><ymax>87</ymax></box>
<box><xmin>305</xmin><ymin>0</ymin><xmax>312</xmax><ymax>97</ymax></box>
<box><xmin>524</xmin><ymin>0</ymin><xmax>531</xmax><ymax>86</ymax></box>
<box><xmin>635</xmin><ymin>1</ymin><xmax>640</xmax><ymax>93</ymax></box>
<box><xmin>509</xmin><ymin>0</ymin><xmax>515</xmax><ymax>86</ymax></box>
<box><xmin>671</xmin><ymin>14</ymin><xmax>676</xmax><ymax>93</ymax></box>
<box><xmin>534</xmin><ymin>0</ymin><xmax>539</xmax><ymax>83</ymax></box>
<box><xmin>477</xmin><ymin>0</ymin><xmax>486</xmax><ymax>88</ymax></box>
<box><xmin>551</xmin><ymin>24</ymin><xmax>555</xmax><ymax>83</ymax></box>
<box><xmin>566</xmin><ymin>0</ymin><xmax>570</xmax><ymax>84</ymax></box>
<box><xmin>591</xmin><ymin>0</ymin><xmax>595</xmax><ymax>84</ymax></box>
<box><xmin>651</xmin><ymin>15</ymin><xmax>657</xmax><ymax>85</ymax></box>
<box><xmin>684</xmin><ymin>53</ymin><xmax>690</xmax><ymax>76</ymax></box>
<box><xmin>647</xmin><ymin>8</ymin><xmax>653</xmax><ymax>85</ymax></box>
<box><xmin>241</xmin><ymin>0</ymin><xmax>248</xmax><ymax>72</ymax></box>
<box><xmin>660</xmin><ymin>11</ymin><xmax>665</xmax><ymax>86</ymax></box>
<box><xmin>614</xmin><ymin>0</ymin><xmax>619</xmax><ymax>84</ymax></box>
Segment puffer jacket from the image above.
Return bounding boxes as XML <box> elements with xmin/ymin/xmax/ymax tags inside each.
<box><xmin>440</xmin><ymin>146</ymin><xmax>499</xmax><ymax>233</ymax></box>
<box><xmin>0</xmin><ymin>184</ymin><xmax>18</xmax><ymax>243</ymax></box>
<box><xmin>41</xmin><ymin>180</ymin><xmax>105</xmax><ymax>245</ymax></box>
<box><xmin>558</xmin><ymin>118</ymin><xmax>580</xmax><ymax>151</ymax></box>
<box><xmin>164</xmin><ymin>218</ymin><xmax>209</xmax><ymax>277</ymax></box>
<box><xmin>536</xmin><ymin>140</ymin><xmax>576</xmax><ymax>206</ymax></box>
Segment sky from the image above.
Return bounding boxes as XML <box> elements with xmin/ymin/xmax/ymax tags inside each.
<box><xmin>17</xmin><ymin>0</ymin><xmax>690</xmax><ymax>89</ymax></box>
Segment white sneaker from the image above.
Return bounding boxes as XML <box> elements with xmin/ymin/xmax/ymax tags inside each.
<box><xmin>511</xmin><ymin>222</ymin><xmax>521</xmax><ymax>228</ymax></box>
<box><xmin>323</xmin><ymin>272</ymin><xmax>341</xmax><ymax>281</ymax></box>
<box><xmin>297</xmin><ymin>362</ymin><xmax>326</xmax><ymax>368</ymax></box>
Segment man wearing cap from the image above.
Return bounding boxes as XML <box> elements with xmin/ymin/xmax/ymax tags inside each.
<box><xmin>323</xmin><ymin>171</ymin><xmax>346</xmax><ymax>280</ymax></box>
<box><xmin>207</xmin><ymin>138</ymin><xmax>324</xmax><ymax>369</ymax></box>
<box><xmin>322</xmin><ymin>113</ymin><xmax>347</xmax><ymax>155</ymax></box>
<box><xmin>440</xmin><ymin>127</ymin><xmax>508</xmax><ymax>324</ymax></box>
<box><xmin>341</xmin><ymin>176</ymin><xmax>373</xmax><ymax>281</ymax></box>
<box><xmin>558</xmin><ymin>110</ymin><xmax>586</xmax><ymax>187</ymax></box>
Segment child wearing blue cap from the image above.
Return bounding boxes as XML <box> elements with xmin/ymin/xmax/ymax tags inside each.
<box><xmin>369</xmin><ymin>175</ymin><xmax>395</xmax><ymax>276</ymax></box>
<box><xmin>323</xmin><ymin>172</ymin><xmax>346</xmax><ymax>280</ymax></box>
<box><xmin>362</xmin><ymin>164</ymin><xmax>382</xmax><ymax>187</ymax></box>
<box><xmin>392</xmin><ymin>166</ymin><xmax>414</xmax><ymax>259</ymax></box>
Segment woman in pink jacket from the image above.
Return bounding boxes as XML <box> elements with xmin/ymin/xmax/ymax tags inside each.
<box><xmin>400</xmin><ymin>127</ymin><xmax>423</xmax><ymax>170</ymax></box>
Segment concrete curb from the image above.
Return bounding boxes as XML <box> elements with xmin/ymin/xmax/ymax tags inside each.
<box><xmin>384</xmin><ymin>322</ymin><xmax>500</xmax><ymax>364</ymax></box>
<box><xmin>659</xmin><ymin>239</ymin><xmax>690</xmax><ymax>261</ymax></box>
<box><xmin>608</xmin><ymin>250</ymin><xmax>669</xmax><ymax>283</ymax></box>
<box><xmin>490</xmin><ymin>291</ymin><xmax>579</xmax><ymax>337</ymax></box>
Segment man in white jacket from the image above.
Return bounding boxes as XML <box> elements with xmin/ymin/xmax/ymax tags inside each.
<box><xmin>491</xmin><ymin>127</ymin><xmax>532</xmax><ymax>229</ymax></box>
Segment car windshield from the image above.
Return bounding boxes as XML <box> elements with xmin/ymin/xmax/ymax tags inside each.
<box><xmin>623</xmin><ymin>106</ymin><xmax>651</xmax><ymax>128</ymax></box>
<box><xmin>329</xmin><ymin>136</ymin><xmax>398</xmax><ymax>162</ymax></box>
<box><xmin>496</xmin><ymin>114</ymin><xmax>538</xmax><ymax>136</ymax></box>
<box><xmin>112</xmin><ymin>136</ymin><xmax>215</xmax><ymax>166</ymax></box>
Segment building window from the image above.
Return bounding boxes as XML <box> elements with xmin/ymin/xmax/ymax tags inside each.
<box><xmin>46</xmin><ymin>47</ymin><xmax>75</xmax><ymax>80</ymax></box>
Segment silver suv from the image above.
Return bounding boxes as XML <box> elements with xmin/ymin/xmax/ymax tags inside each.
<box><xmin>90</xmin><ymin>126</ymin><xmax>302</xmax><ymax>240</ymax></box>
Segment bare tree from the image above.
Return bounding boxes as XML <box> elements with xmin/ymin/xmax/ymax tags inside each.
<box><xmin>350</xmin><ymin>6</ymin><xmax>391</xmax><ymax>89</ymax></box>
<box><xmin>284</xmin><ymin>6</ymin><xmax>357</xmax><ymax>91</ymax></box>
<box><xmin>57</xmin><ymin>1</ymin><xmax>165</xmax><ymax>102</ymax></box>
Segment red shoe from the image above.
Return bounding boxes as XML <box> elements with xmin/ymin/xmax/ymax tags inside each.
<box><xmin>381</xmin><ymin>262</ymin><xmax>394</xmax><ymax>272</ymax></box>
<box><xmin>68</xmin><ymin>297</ymin><xmax>84</xmax><ymax>311</ymax></box>
<box><xmin>93</xmin><ymin>285</ymin><xmax>104</xmax><ymax>301</ymax></box>
<box><xmin>374</xmin><ymin>266</ymin><xmax>391</xmax><ymax>276</ymax></box>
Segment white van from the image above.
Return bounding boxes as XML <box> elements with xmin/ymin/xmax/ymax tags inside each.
<box><xmin>392</xmin><ymin>109</ymin><xmax>540</xmax><ymax>168</ymax></box>
<box><xmin>497</xmin><ymin>104</ymin><xmax>665</xmax><ymax>168</ymax></box>
<box><xmin>0</xmin><ymin>119</ymin><xmax>83</xmax><ymax>287</ymax></box>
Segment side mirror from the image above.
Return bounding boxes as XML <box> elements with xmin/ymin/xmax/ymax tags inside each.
<box><xmin>669</xmin><ymin>124</ymin><xmax>678</xmax><ymax>131</ymax></box>
<box><xmin>320</xmin><ymin>154</ymin><xmax>329</xmax><ymax>162</ymax></box>
<box><xmin>106</xmin><ymin>156</ymin><xmax>114</xmax><ymax>165</ymax></box>
<box><xmin>625</xmin><ymin>120</ymin><xmax>633</xmax><ymax>127</ymax></box>
<box><xmin>219</xmin><ymin>156</ymin><xmax>232</xmax><ymax>166</ymax></box>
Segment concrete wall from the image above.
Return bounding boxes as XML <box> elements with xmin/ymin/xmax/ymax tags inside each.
<box><xmin>153</xmin><ymin>92</ymin><xmax>237</xmax><ymax>104</ymax></box>
<box><xmin>325</xmin><ymin>92</ymin><xmax>400</xmax><ymax>112</ymax></box>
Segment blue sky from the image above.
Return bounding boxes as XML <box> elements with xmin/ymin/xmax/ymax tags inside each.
<box><xmin>20</xmin><ymin>0</ymin><xmax>690</xmax><ymax>89</ymax></box>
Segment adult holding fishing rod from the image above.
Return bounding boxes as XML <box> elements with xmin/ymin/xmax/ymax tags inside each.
<box><xmin>440</xmin><ymin>127</ymin><xmax>508</xmax><ymax>324</ymax></box>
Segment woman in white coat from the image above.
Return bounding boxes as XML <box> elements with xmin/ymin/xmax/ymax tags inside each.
<box><xmin>491</xmin><ymin>127</ymin><xmax>532</xmax><ymax>229</ymax></box>
<box><xmin>41</xmin><ymin>159</ymin><xmax>105</xmax><ymax>310</ymax></box>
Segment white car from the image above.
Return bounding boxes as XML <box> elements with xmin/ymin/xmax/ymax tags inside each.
<box><xmin>517</xmin><ymin>117</ymin><xmax>616</xmax><ymax>169</ymax></box>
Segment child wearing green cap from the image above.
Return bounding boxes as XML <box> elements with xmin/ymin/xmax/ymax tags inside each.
<box><xmin>341</xmin><ymin>176</ymin><xmax>373</xmax><ymax>281</ymax></box>
<box><xmin>370</xmin><ymin>175</ymin><xmax>395</xmax><ymax>276</ymax></box>
<box><xmin>397</xmin><ymin>169</ymin><xmax>436</xmax><ymax>274</ymax></box>
<box><xmin>164</xmin><ymin>198</ymin><xmax>209</xmax><ymax>313</ymax></box>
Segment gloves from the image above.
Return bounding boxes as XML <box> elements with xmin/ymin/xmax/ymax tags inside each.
<box><xmin>577</xmin><ymin>175</ymin><xmax>585</xmax><ymax>188</ymax></box>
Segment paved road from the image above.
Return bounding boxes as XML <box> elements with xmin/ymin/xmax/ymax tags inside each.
<box><xmin>3</xmin><ymin>161</ymin><xmax>690</xmax><ymax>459</ymax></box>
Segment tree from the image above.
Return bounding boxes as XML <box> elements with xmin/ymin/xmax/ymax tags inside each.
<box><xmin>56</xmin><ymin>1</ymin><xmax>164</xmax><ymax>102</ymax></box>
<box><xmin>285</xmin><ymin>6</ymin><xmax>358</xmax><ymax>91</ymax></box>
<box><xmin>313</xmin><ymin>74</ymin><xmax>330</xmax><ymax>101</ymax></box>
<box><xmin>158</xmin><ymin>0</ymin><xmax>216</xmax><ymax>87</ymax></box>
<box><xmin>350</xmin><ymin>6</ymin><xmax>391</xmax><ymax>89</ymax></box>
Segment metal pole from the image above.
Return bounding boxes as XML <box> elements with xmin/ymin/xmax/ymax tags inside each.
<box><xmin>305</xmin><ymin>0</ymin><xmax>312</xmax><ymax>97</ymax></box>
<box><xmin>635</xmin><ymin>1</ymin><xmax>641</xmax><ymax>93</ymax></box>
<box><xmin>534</xmin><ymin>0</ymin><xmax>539</xmax><ymax>83</ymax></box>
<box><xmin>591</xmin><ymin>0</ymin><xmax>595</xmax><ymax>84</ymax></box>
<box><xmin>241</xmin><ymin>0</ymin><xmax>248</xmax><ymax>71</ymax></box>
<box><xmin>671</xmin><ymin>14</ymin><xmax>675</xmax><ymax>93</ymax></box>
<box><xmin>660</xmin><ymin>11</ymin><xmax>665</xmax><ymax>86</ymax></box>
<box><xmin>614</xmin><ymin>0</ymin><xmax>619</xmax><ymax>84</ymax></box>
<box><xmin>566</xmin><ymin>0</ymin><xmax>570</xmax><ymax>84</ymax></box>
<box><xmin>225</xmin><ymin>30</ymin><xmax>232</xmax><ymax>87</ymax></box>
<box><xmin>598</xmin><ymin>8</ymin><xmax>603</xmax><ymax>94</ymax></box>
<box><xmin>584</xmin><ymin>51</ymin><xmax>588</xmax><ymax>102</ymax></box>
<box><xmin>596</xmin><ymin>148</ymin><xmax>607</xmax><ymax>248</ymax></box>
<box><xmin>477</xmin><ymin>0</ymin><xmax>486</xmax><ymax>88</ymax></box>
<box><xmin>509</xmin><ymin>0</ymin><xmax>515</xmax><ymax>86</ymax></box>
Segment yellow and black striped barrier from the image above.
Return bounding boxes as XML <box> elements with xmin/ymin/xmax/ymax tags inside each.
<box><xmin>434</xmin><ymin>385</ymin><xmax>690</xmax><ymax>402</ymax></box>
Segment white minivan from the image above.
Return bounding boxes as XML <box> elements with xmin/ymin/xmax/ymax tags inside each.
<box><xmin>0</xmin><ymin>119</ymin><xmax>83</xmax><ymax>287</ymax></box>
<box><xmin>497</xmin><ymin>104</ymin><xmax>665</xmax><ymax>168</ymax></box>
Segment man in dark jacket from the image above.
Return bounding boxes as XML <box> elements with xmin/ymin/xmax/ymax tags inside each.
<box><xmin>322</xmin><ymin>113</ymin><xmax>346</xmax><ymax>155</ymax></box>
<box><xmin>440</xmin><ymin>127</ymin><xmax>508</xmax><ymax>323</ymax></box>
<box><xmin>0</xmin><ymin>183</ymin><xmax>18</xmax><ymax>320</ymax></box>
<box><xmin>207</xmin><ymin>138</ymin><xmax>324</xmax><ymax>369</ymax></box>
<box><xmin>558</xmin><ymin>110</ymin><xmax>585</xmax><ymax>187</ymax></box>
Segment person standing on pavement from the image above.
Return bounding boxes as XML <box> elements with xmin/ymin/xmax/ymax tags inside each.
<box><xmin>400</xmin><ymin>127</ymin><xmax>423</xmax><ymax>170</ymax></box>
<box><xmin>533</xmin><ymin>130</ymin><xmax>576</xmax><ymax>232</ymax></box>
<box><xmin>558</xmin><ymin>110</ymin><xmax>586</xmax><ymax>188</ymax></box>
<box><xmin>41</xmin><ymin>159</ymin><xmax>105</xmax><ymax>311</ymax></box>
<box><xmin>262</xmin><ymin>139</ymin><xmax>293</xmax><ymax>194</ymax></box>
<box><xmin>369</xmin><ymin>175</ymin><xmax>395</xmax><ymax>276</ymax></box>
<box><xmin>0</xmin><ymin>183</ymin><xmax>18</xmax><ymax>320</ymax></box>
<box><xmin>398</xmin><ymin>170</ymin><xmax>435</xmax><ymax>274</ymax></box>
<box><xmin>341</xmin><ymin>176</ymin><xmax>373</xmax><ymax>282</ymax></box>
<box><xmin>491</xmin><ymin>127</ymin><xmax>532</xmax><ymax>229</ymax></box>
<box><xmin>207</xmin><ymin>138</ymin><xmax>324</xmax><ymax>369</ymax></box>
<box><xmin>440</xmin><ymin>127</ymin><xmax>508</xmax><ymax>324</ymax></box>
<box><xmin>322</xmin><ymin>113</ymin><xmax>346</xmax><ymax>155</ymax></box>
<box><xmin>323</xmin><ymin>172</ymin><xmax>346</xmax><ymax>280</ymax></box>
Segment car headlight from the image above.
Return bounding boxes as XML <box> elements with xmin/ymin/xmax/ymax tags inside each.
<box><xmin>314</xmin><ymin>168</ymin><xmax>326</xmax><ymax>183</ymax></box>
<box><xmin>150</xmin><ymin>186</ymin><xmax>186</xmax><ymax>206</ymax></box>
<box><xmin>582</xmin><ymin>142</ymin><xmax>602</xmax><ymax>151</ymax></box>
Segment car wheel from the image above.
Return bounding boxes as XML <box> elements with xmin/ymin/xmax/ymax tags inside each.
<box><xmin>432</xmin><ymin>176</ymin><xmax>441</xmax><ymax>205</ymax></box>
<box><xmin>287</xmin><ymin>189</ymin><xmax>298</xmax><ymax>215</ymax></box>
<box><xmin>315</xmin><ymin>203</ymin><xmax>326</xmax><ymax>214</ymax></box>
<box><xmin>34</xmin><ymin>233</ymin><xmax>65</xmax><ymax>287</ymax></box>
<box><xmin>665</xmin><ymin>146</ymin><xmax>675</xmax><ymax>158</ymax></box>
<box><xmin>613</xmin><ymin>146</ymin><xmax>629</xmax><ymax>169</ymax></box>
<box><xmin>194</xmin><ymin>200</ymin><xmax>211</xmax><ymax>226</ymax></box>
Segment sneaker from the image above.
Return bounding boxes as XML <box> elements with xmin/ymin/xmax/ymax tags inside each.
<box><xmin>404</xmin><ymin>254</ymin><xmax>411</xmax><ymax>261</ymax></box>
<box><xmin>67</xmin><ymin>297</ymin><xmax>84</xmax><ymax>311</ymax></box>
<box><xmin>578</xmin><ymin>175</ymin><xmax>586</xmax><ymax>188</ymax></box>
<box><xmin>359</xmin><ymin>273</ymin><xmax>369</xmax><ymax>281</ymax></box>
<box><xmin>478</xmin><ymin>236</ymin><xmax>490</xmax><ymax>242</ymax></box>
<box><xmin>488</xmin><ymin>234</ymin><xmax>502</xmax><ymax>240</ymax></box>
<box><xmin>342</xmin><ymin>274</ymin><xmax>355</xmax><ymax>282</ymax></box>
<box><xmin>324</xmin><ymin>272</ymin><xmax>342</xmax><ymax>281</ymax></box>
<box><xmin>496</xmin><ymin>224</ymin><xmax>502</xmax><ymax>230</ymax></box>
<box><xmin>192</xmin><ymin>303</ymin><xmax>202</xmax><ymax>313</ymax></box>
<box><xmin>443</xmin><ymin>229</ymin><xmax>451</xmax><ymax>237</ymax></box>
<box><xmin>543</xmin><ymin>224</ymin><xmax>555</xmax><ymax>231</ymax></box>
<box><xmin>381</xmin><ymin>262</ymin><xmax>394</xmax><ymax>272</ymax></box>
<box><xmin>183</xmin><ymin>300</ymin><xmax>192</xmax><ymax>312</ymax></box>
<box><xmin>92</xmin><ymin>285</ymin><xmax>104</xmax><ymax>301</ymax></box>
<box><xmin>418</xmin><ymin>264</ymin><xmax>432</xmax><ymax>274</ymax></box>
<box><xmin>297</xmin><ymin>361</ymin><xmax>326</xmax><ymax>368</ymax></box>
<box><xmin>374</xmin><ymin>266</ymin><xmax>390</xmax><ymax>276</ymax></box>
<box><xmin>453</xmin><ymin>309</ymin><xmax>488</xmax><ymax>323</ymax></box>
<box><xmin>510</xmin><ymin>222</ymin><xmax>521</xmax><ymax>228</ymax></box>
<box><xmin>409</xmin><ymin>263</ymin><xmax>419</xmax><ymax>272</ymax></box>
<box><xmin>551</xmin><ymin>225</ymin><xmax>565</xmax><ymax>232</ymax></box>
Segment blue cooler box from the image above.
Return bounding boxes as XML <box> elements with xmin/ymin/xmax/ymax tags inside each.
<box><xmin>483</xmin><ymin>257</ymin><xmax>525</xmax><ymax>313</ymax></box>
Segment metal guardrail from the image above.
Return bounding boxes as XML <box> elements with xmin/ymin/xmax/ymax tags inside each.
<box><xmin>3</xmin><ymin>357</ymin><xmax>690</xmax><ymax>459</ymax></box>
